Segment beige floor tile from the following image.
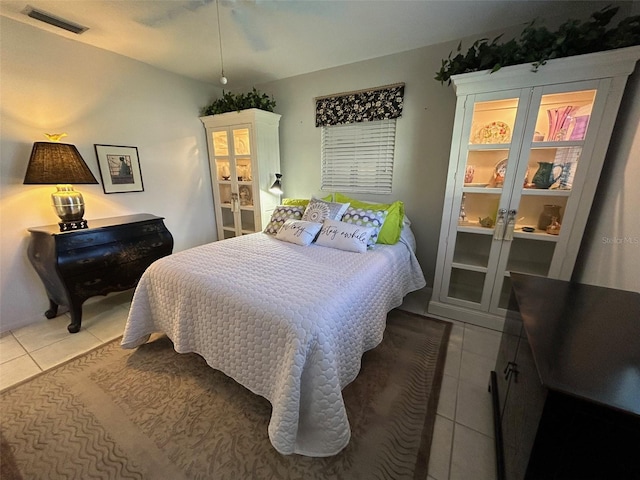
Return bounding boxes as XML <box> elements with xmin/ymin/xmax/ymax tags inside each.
<box><xmin>455</xmin><ymin>379</ymin><xmax>495</xmax><ymax>437</ymax></box>
<box><xmin>437</xmin><ymin>374</ymin><xmax>458</xmax><ymax>421</ymax></box>
<box><xmin>449</xmin><ymin>423</ymin><xmax>497</xmax><ymax>480</ymax></box>
<box><xmin>81</xmin><ymin>302</ymin><xmax>130</xmax><ymax>342</ymax></box>
<box><xmin>463</xmin><ymin>324</ymin><xmax>501</xmax><ymax>361</ymax></box>
<box><xmin>0</xmin><ymin>334</ymin><xmax>27</xmax><ymax>364</ymax></box>
<box><xmin>459</xmin><ymin>350</ymin><xmax>495</xmax><ymax>388</ymax></box>
<box><xmin>85</xmin><ymin>314</ymin><xmax>128</xmax><ymax>343</ymax></box>
<box><xmin>29</xmin><ymin>331</ymin><xmax>102</xmax><ymax>371</ymax></box>
<box><xmin>12</xmin><ymin>314</ymin><xmax>72</xmax><ymax>352</ymax></box>
<box><xmin>448</xmin><ymin>322</ymin><xmax>465</xmax><ymax>350</ymax></box>
<box><xmin>428</xmin><ymin>414</ymin><xmax>454</xmax><ymax>480</ymax></box>
<box><xmin>0</xmin><ymin>354</ymin><xmax>41</xmax><ymax>390</ymax></box>
<box><xmin>443</xmin><ymin>343</ymin><xmax>462</xmax><ymax>378</ymax></box>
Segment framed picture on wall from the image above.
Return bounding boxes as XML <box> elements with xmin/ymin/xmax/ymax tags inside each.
<box><xmin>94</xmin><ymin>144</ymin><xmax>144</xmax><ymax>194</ymax></box>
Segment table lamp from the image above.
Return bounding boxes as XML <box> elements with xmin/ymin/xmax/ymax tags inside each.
<box><xmin>269</xmin><ymin>173</ymin><xmax>283</xmax><ymax>195</ymax></box>
<box><xmin>23</xmin><ymin>137</ymin><xmax>99</xmax><ymax>231</ymax></box>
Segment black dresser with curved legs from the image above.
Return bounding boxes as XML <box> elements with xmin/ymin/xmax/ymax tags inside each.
<box><xmin>27</xmin><ymin>214</ymin><xmax>173</xmax><ymax>333</ymax></box>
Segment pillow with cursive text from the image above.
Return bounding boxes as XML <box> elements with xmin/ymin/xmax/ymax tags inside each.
<box><xmin>315</xmin><ymin>219</ymin><xmax>375</xmax><ymax>253</ymax></box>
<box><xmin>275</xmin><ymin>219</ymin><xmax>323</xmax><ymax>246</ymax></box>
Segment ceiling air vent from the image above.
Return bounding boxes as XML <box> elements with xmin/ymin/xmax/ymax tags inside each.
<box><xmin>22</xmin><ymin>5</ymin><xmax>89</xmax><ymax>35</ymax></box>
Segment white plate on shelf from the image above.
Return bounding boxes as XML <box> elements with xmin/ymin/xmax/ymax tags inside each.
<box><xmin>464</xmin><ymin>183</ymin><xmax>489</xmax><ymax>187</ymax></box>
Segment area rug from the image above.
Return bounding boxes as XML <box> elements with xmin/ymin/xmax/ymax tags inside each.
<box><xmin>0</xmin><ymin>309</ymin><xmax>450</xmax><ymax>480</ymax></box>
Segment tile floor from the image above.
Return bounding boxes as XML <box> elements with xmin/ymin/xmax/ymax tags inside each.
<box><xmin>0</xmin><ymin>287</ymin><xmax>499</xmax><ymax>480</ymax></box>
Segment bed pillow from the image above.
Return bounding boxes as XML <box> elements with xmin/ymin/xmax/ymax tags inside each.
<box><xmin>334</xmin><ymin>193</ymin><xmax>404</xmax><ymax>245</ymax></box>
<box><xmin>275</xmin><ymin>219</ymin><xmax>323</xmax><ymax>246</ymax></box>
<box><xmin>282</xmin><ymin>198</ymin><xmax>310</xmax><ymax>207</ymax></box>
<box><xmin>282</xmin><ymin>195</ymin><xmax>333</xmax><ymax>208</ymax></box>
<box><xmin>263</xmin><ymin>205</ymin><xmax>305</xmax><ymax>235</ymax></box>
<box><xmin>301</xmin><ymin>197</ymin><xmax>350</xmax><ymax>223</ymax></box>
<box><xmin>315</xmin><ymin>219</ymin><xmax>375</xmax><ymax>253</ymax></box>
<box><xmin>341</xmin><ymin>206</ymin><xmax>388</xmax><ymax>247</ymax></box>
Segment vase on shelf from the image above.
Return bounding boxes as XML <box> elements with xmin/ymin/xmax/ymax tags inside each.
<box><xmin>538</xmin><ymin>205</ymin><xmax>562</xmax><ymax>231</ymax></box>
<box><xmin>547</xmin><ymin>106</ymin><xmax>577</xmax><ymax>141</ymax></box>
<box><xmin>532</xmin><ymin>162</ymin><xmax>563</xmax><ymax>189</ymax></box>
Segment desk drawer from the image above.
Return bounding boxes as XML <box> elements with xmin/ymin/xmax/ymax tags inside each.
<box><xmin>57</xmin><ymin>221</ymin><xmax>169</xmax><ymax>250</ymax></box>
<box><xmin>67</xmin><ymin>258</ymin><xmax>159</xmax><ymax>299</ymax></box>
<box><xmin>57</xmin><ymin>234</ymin><xmax>171</xmax><ymax>276</ymax></box>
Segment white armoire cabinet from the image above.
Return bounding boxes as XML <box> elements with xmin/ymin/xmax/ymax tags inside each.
<box><xmin>429</xmin><ymin>46</ymin><xmax>640</xmax><ymax>330</ymax></box>
<box><xmin>201</xmin><ymin>109</ymin><xmax>281</xmax><ymax>240</ymax></box>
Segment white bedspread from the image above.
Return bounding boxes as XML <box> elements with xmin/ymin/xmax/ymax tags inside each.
<box><xmin>121</xmin><ymin>231</ymin><xmax>425</xmax><ymax>456</ymax></box>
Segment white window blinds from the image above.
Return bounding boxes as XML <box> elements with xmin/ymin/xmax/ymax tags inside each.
<box><xmin>321</xmin><ymin>119</ymin><xmax>396</xmax><ymax>194</ymax></box>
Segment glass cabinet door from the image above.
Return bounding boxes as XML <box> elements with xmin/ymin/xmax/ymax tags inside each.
<box><xmin>442</xmin><ymin>92</ymin><xmax>528</xmax><ymax>309</ymax></box>
<box><xmin>489</xmin><ymin>83</ymin><xmax>599</xmax><ymax>312</ymax></box>
<box><xmin>211</xmin><ymin>126</ymin><xmax>257</xmax><ymax>238</ymax></box>
<box><xmin>231</xmin><ymin>127</ymin><xmax>256</xmax><ymax>235</ymax></box>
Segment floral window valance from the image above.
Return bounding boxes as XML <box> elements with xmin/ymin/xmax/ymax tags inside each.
<box><xmin>315</xmin><ymin>83</ymin><xmax>405</xmax><ymax>127</ymax></box>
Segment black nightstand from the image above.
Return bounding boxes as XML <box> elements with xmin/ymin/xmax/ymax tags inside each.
<box><xmin>27</xmin><ymin>214</ymin><xmax>173</xmax><ymax>333</ymax></box>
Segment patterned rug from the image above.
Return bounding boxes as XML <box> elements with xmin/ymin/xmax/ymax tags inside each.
<box><xmin>0</xmin><ymin>309</ymin><xmax>450</xmax><ymax>480</ymax></box>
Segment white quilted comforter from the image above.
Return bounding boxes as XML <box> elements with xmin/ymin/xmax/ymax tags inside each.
<box><xmin>121</xmin><ymin>230</ymin><xmax>425</xmax><ymax>457</ymax></box>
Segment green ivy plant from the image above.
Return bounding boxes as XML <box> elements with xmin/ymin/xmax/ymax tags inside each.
<box><xmin>201</xmin><ymin>88</ymin><xmax>276</xmax><ymax>116</ymax></box>
<box><xmin>435</xmin><ymin>6</ymin><xmax>640</xmax><ymax>85</ymax></box>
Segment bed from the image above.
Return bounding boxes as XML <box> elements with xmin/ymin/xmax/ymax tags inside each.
<box><xmin>121</xmin><ymin>223</ymin><xmax>426</xmax><ymax>457</ymax></box>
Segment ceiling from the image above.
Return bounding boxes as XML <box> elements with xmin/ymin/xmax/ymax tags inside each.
<box><xmin>0</xmin><ymin>0</ymin><xmax>635</xmax><ymax>87</ymax></box>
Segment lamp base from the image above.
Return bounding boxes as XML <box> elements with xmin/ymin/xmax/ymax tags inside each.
<box><xmin>59</xmin><ymin>220</ymin><xmax>88</xmax><ymax>232</ymax></box>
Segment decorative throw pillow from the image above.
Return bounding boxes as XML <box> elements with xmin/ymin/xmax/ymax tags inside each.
<box><xmin>315</xmin><ymin>219</ymin><xmax>375</xmax><ymax>253</ymax></box>
<box><xmin>301</xmin><ymin>197</ymin><xmax>350</xmax><ymax>223</ymax></box>
<box><xmin>341</xmin><ymin>206</ymin><xmax>389</xmax><ymax>247</ymax></box>
<box><xmin>334</xmin><ymin>193</ymin><xmax>404</xmax><ymax>245</ymax></box>
<box><xmin>263</xmin><ymin>205</ymin><xmax>305</xmax><ymax>235</ymax></box>
<box><xmin>275</xmin><ymin>219</ymin><xmax>323</xmax><ymax>246</ymax></box>
<box><xmin>282</xmin><ymin>198</ymin><xmax>310</xmax><ymax>207</ymax></box>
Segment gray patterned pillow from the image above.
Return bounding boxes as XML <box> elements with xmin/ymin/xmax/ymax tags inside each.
<box><xmin>263</xmin><ymin>205</ymin><xmax>305</xmax><ymax>235</ymax></box>
<box><xmin>341</xmin><ymin>206</ymin><xmax>389</xmax><ymax>247</ymax></box>
<box><xmin>301</xmin><ymin>197</ymin><xmax>350</xmax><ymax>223</ymax></box>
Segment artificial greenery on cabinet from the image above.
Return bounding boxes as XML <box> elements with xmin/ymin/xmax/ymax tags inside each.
<box><xmin>436</xmin><ymin>5</ymin><xmax>640</xmax><ymax>84</ymax></box>
<box><xmin>201</xmin><ymin>88</ymin><xmax>276</xmax><ymax>116</ymax></box>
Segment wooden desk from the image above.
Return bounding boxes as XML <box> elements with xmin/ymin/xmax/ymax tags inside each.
<box><xmin>491</xmin><ymin>273</ymin><xmax>640</xmax><ymax>480</ymax></box>
<box><xmin>27</xmin><ymin>214</ymin><xmax>173</xmax><ymax>333</ymax></box>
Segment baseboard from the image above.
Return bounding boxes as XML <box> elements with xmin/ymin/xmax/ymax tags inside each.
<box><xmin>427</xmin><ymin>300</ymin><xmax>506</xmax><ymax>332</ymax></box>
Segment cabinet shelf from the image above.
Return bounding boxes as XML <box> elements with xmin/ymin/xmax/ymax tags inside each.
<box><xmin>463</xmin><ymin>186</ymin><xmax>502</xmax><ymax>194</ymax></box>
<box><xmin>457</xmin><ymin>224</ymin><xmax>495</xmax><ymax>234</ymax></box>
<box><xmin>512</xmin><ymin>229</ymin><xmax>560</xmax><ymax>242</ymax></box>
<box><xmin>531</xmin><ymin>140</ymin><xmax>585</xmax><ymax>148</ymax></box>
<box><xmin>520</xmin><ymin>188</ymin><xmax>571</xmax><ymax>197</ymax></box>
<box><xmin>451</xmin><ymin>262</ymin><xmax>488</xmax><ymax>273</ymax></box>
<box><xmin>468</xmin><ymin>143</ymin><xmax>511</xmax><ymax>150</ymax></box>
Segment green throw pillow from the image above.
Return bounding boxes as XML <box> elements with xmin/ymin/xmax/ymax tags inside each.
<box><xmin>282</xmin><ymin>195</ymin><xmax>333</xmax><ymax>207</ymax></box>
<box><xmin>334</xmin><ymin>193</ymin><xmax>404</xmax><ymax>244</ymax></box>
<box><xmin>282</xmin><ymin>198</ymin><xmax>310</xmax><ymax>207</ymax></box>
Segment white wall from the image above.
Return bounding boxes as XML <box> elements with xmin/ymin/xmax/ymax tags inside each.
<box><xmin>575</xmin><ymin>63</ymin><xmax>640</xmax><ymax>290</ymax></box>
<box><xmin>0</xmin><ymin>17</ymin><xmax>220</xmax><ymax>332</ymax></box>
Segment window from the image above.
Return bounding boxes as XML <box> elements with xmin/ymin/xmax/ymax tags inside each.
<box><xmin>321</xmin><ymin>119</ymin><xmax>396</xmax><ymax>194</ymax></box>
